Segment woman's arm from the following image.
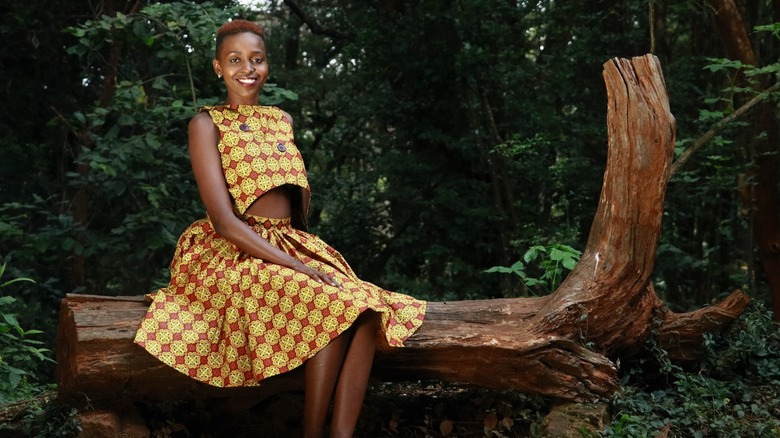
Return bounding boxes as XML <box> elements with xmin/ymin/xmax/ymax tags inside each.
<box><xmin>188</xmin><ymin>112</ymin><xmax>339</xmax><ymax>287</ymax></box>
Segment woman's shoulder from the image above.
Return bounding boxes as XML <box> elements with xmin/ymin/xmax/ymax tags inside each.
<box><xmin>190</xmin><ymin>110</ymin><xmax>213</xmax><ymax>123</ymax></box>
<box><xmin>188</xmin><ymin>111</ymin><xmax>217</xmax><ymax>133</ymax></box>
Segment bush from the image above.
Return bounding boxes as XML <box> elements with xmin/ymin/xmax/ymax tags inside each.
<box><xmin>603</xmin><ymin>303</ymin><xmax>780</xmax><ymax>437</ymax></box>
<box><xmin>0</xmin><ymin>263</ymin><xmax>53</xmax><ymax>404</ymax></box>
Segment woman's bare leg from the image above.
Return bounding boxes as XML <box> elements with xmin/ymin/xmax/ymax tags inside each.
<box><xmin>329</xmin><ymin>312</ymin><xmax>380</xmax><ymax>438</ymax></box>
<box><xmin>304</xmin><ymin>332</ymin><xmax>350</xmax><ymax>438</ymax></box>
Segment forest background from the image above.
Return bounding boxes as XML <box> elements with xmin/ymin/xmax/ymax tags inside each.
<box><xmin>0</xmin><ymin>0</ymin><xmax>779</xmax><ymax>436</ymax></box>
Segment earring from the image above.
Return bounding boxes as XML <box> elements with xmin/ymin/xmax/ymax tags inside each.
<box><xmin>217</xmin><ymin>73</ymin><xmax>222</xmax><ymax>79</ymax></box>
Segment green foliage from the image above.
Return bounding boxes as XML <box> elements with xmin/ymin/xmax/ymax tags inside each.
<box><xmin>656</xmin><ymin>37</ymin><xmax>780</xmax><ymax>308</ymax></box>
<box><xmin>0</xmin><ymin>263</ymin><xmax>52</xmax><ymax>404</ymax></box>
<box><xmin>484</xmin><ymin>244</ymin><xmax>581</xmax><ymax>296</ymax></box>
<box><xmin>0</xmin><ymin>394</ymin><xmax>81</xmax><ymax>437</ymax></box>
<box><xmin>603</xmin><ymin>303</ymin><xmax>780</xmax><ymax>437</ymax></box>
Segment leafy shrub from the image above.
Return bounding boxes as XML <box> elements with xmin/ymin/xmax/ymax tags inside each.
<box><xmin>484</xmin><ymin>244</ymin><xmax>581</xmax><ymax>295</ymax></box>
<box><xmin>0</xmin><ymin>262</ymin><xmax>53</xmax><ymax>404</ymax></box>
<box><xmin>603</xmin><ymin>303</ymin><xmax>780</xmax><ymax>437</ymax></box>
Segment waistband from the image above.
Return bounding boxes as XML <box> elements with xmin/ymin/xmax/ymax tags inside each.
<box><xmin>241</xmin><ymin>214</ymin><xmax>292</xmax><ymax>230</ymax></box>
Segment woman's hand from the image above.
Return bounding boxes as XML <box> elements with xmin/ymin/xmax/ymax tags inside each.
<box><xmin>292</xmin><ymin>262</ymin><xmax>342</xmax><ymax>289</ymax></box>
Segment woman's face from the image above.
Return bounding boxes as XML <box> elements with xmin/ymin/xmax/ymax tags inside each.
<box><xmin>213</xmin><ymin>32</ymin><xmax>268</xmax><ymax>105</ymax></box>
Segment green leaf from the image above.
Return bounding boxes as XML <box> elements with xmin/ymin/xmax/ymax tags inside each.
<box><xmin>2</xmin><ymin>313</ymin><xmax>19</xmax><ymax>328</ymax></box>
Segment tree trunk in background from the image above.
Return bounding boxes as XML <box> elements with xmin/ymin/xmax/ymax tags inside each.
<box><xmin>57</xmin><ymin>55</ymin><xmax>751</xmax><ymax>405</ymax></box>
<box><xmin>706</xmin><ymin>0</ymin><xmax>780</xmax><ymax>321</ymax></box>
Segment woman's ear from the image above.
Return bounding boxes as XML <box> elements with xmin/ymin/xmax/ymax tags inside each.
<box><xmin>213</xmin><ymin>59</ymin><xmax>222</xmax><ymax>78</ymax></box>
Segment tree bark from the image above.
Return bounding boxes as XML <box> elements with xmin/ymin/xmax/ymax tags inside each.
<box><xmin>57</xmin><ymin>55</ymin><xmax>750</xmax><ymax>405</ymax></box>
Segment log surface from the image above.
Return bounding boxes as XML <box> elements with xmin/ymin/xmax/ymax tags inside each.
<box><xmin>57</xmin><ymin>294</ymin><xmax>619</xmax><ymax>402</ymax></box>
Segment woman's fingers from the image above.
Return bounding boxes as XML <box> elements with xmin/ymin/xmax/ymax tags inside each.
<box><xmin>320</xmin><ymin>271</ymin><xmax>342</xmax><ymax>289</ymax></box>
<box><xmin>300</xmin><ymin>266</ymin><xmax>342</xmax><ymax>289</ymax></box>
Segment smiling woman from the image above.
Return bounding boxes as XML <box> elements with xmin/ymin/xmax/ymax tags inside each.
<box><xmin>211</xmin><ymin>21</ymin><xmax>269</xmax><ymax>105</ymax></box>
<box><xmin>132</xmin><ymin>19</ymin><xmax>426</xmax><ymax>438</ymax></box>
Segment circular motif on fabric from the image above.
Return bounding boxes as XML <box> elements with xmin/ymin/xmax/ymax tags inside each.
<box><xmin>229</xmin><ymin>331</ymin><xmax>246</xmax><ymax>347</ymax></box>
<box><xmin>279</xmin><ymin>156</ymin><xmax>292</xmax><ymax>172</ymax></box>
<box><xmin>266</xmin><ymin>157</ymin><xmax>280</xmax><ymax>172</ymax></box>
<box><xmin>315</xmin><ymin>332</ymin><xmax>331</xmax><ymax>348</ymax></box>
<box><xmin>302</xmin><ymin>326</ymin><xmax>316</xmax><ymax>343</ymax></box>
<box><xmin>263</xmin><ymin>366</ymin><xmax>279</xmax><ymax>378</ymax></box>
<box><xmin>146</xmin><ymin>340</ymin><xmax>161</xmax><ymax>355</ymax></box>
<box><xmin>322</xmin><ymin>315</ymin><xmax>338</xmax><ymax>332</ymax></box>
<box><xmin>223</xmin><ymin>132</ymin><xmax>239</xmax><ymax>147</ymax></box>
<box><xmin>279</xmin><ymin>335</ymin><xmax>295</xmax><ymax>352</ymax></box>
<box><xmin>328</xmin><ymin>300</ymin><xmax>346</xmax><ymax>316</ymax></box>
<box><xmin>197</xmin><ymin>366</ymin><xmax>211</xmax><ymax>381</ymax></box>
<box><xmin>225</xmin><ymin>345</ymin><xmax>239</xmax><ymax>362</ymax></box>
<box><xmin>293</xmin><ymin>303</ymin><xmax>309</xmax><ymax>320</ymax></box>
<box><xmin>258</xmin><ymin>307</ymin><xmax>273</xmax><ymax>323</ymax></box>
<box><xmin>286</xmin><ymin>319</ymin><xmax>302</xmax><ymax>335</ymax></box>
<box><xmin>295</xmin><ymin>343</ymin><xmax>311</xmax><ymax>357</ymax></box>
<box><xmin>314</xmin><ymin>294</ymin><xmax>329</xmax><ymax>310</ymax></box>
<box><xmin>152</xmin><ymin>308</ymin><xmax>170</xmax><ymax>322</ymax></box>
<box><xmin>236</xmin><ymin>161</ymin><xmax>252</xmax><ymax>178</ymax></box>
<box><xmin>272</xmin><ymin>352</ymin><xmax>288</xmax><ymax>368</ymax></box>
<box><xmin>279</xmin><ymin>296</ymin><xmax>295</xmax><ymax>312</ymax></box>
<box><xmin>257</xmin><ymin>175</ymin><xmax>272</xmax><ymax>191</ymax></box>
<box><xmin>171</xmin><ymin>340</ymin><xmax>187</xmax><ymax>356</ymax></box>
<box><xmin>142</xmin><ymin>319</ymin><xmax>159</xmax><ymax>332</ymax></box>
<box><xmin>209</xmin><ymin>294</ymin><xmax>227</xmax><ymax>310</ymax></box>
<box><xmin>203</xmin><ymin>308</ymin><xmax>220</xmax><ymax>322</ymax></box>
<box><xmin>258</xmin><ymin>344</ymin><xmax>272</xmax><ymax>359</ymax></box>
<box><xmin>266</xmin><ymin>329</ymin><xmax>281</xmax><ymax>344</ymax></box>
<box><xmin>169</xmin><ymin>319</ymin><xmax>184</xmax><ymax>333</ymax></box>
<box><xmin>250</xmin><ymin>157</ymin><xmax>267</xmax><ymax>173</ymax></box>
<box><xmin>307</xmin><ymin>309</ymin><xmax>323</xmax><ymax>325</ymax></box>
<box><xmin>157</xmin><ymin>330</ymin><xmax>173</xmax><ymax>344</ymax></box>
<box><xmin>185</xmin><ymin>354</ymin><xmax>200</xmax><ymax>369</ymax></box>
<box><xmin>273</xmin><ymin>312</ymin><xmax>288</xmax><ymax>329</ymax></box>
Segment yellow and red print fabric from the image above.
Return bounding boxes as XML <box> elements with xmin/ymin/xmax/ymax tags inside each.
<box><xmin>135</xmin><ymin>217</ymin><xmax>426</xmax><ymax>387</ymax></box>
<box><xmin>133</xmin><ymin>106</ymin><xmax>426</xmax><ymax>387</ymax></box>
<box><xmin>208</xmin><ymin>105</ymin><xmax>310</xmax><ymax>215</ymax></box>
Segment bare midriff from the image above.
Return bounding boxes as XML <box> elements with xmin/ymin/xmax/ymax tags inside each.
<box><xmin>245</xmin><ymin>186</ymin><xmax>292</xmax><ymax>219</ymax></box>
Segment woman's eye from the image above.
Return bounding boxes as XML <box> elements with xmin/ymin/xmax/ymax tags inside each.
<box><xmin>254</xmin><ymin>58</ymin><xmax>265</xmax><ymax>64</ymax></box>
<box><xmin>229</xmin><ymin>58</ymin><xmax>240</xmax><ymax>63</ymax></box>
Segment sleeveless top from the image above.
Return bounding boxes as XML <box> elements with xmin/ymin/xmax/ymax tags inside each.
<box><xmin>202</xmin><ymin>105</ymin><xmax>312</xmax><ymax>230</ymax></box>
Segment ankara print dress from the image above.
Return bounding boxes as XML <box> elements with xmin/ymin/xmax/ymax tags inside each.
<box><xmin>134</xmin><ymin>105</ymin><xmax>426</xmax><ymax>387</ymax></box>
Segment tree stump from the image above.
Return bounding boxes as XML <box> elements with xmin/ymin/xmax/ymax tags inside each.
<box><xmin>56</xmin><ymin>55</ymin><xmax>750</xmax><ymax>406</ymax></box>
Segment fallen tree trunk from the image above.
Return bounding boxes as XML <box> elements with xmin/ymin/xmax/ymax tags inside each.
<box><xmin>57</xmin><ymin>55</ymin><xmax>750</xmax><ymax>405</ymax></box>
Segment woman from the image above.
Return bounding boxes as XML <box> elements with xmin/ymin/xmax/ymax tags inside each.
<box><xmin>134</xmin><ymin>19</ymin><xmax>426</xmax><ymax>438</ymax></box>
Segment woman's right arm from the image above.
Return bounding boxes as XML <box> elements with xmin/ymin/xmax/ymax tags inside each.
<box><xmin>187</xmin><ymin>113</ymin><xmax>340</xmax><ymax>288</ymax></box>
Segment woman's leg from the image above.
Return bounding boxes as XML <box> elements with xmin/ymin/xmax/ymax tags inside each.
<box><xmin>304</xmin><ymin>332</ymin><xmax>350</xmax><ymax>438</ymax></box>
<box><xmin>329</xmin><ymin>311</ymin><xmax>381</xmax><ymax>438</ymax></box>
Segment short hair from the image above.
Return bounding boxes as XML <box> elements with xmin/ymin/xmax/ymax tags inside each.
<box><xmin>215</xmin><ymin>19</ymin><xmax>265</xmax><ymax>58</ymax></box>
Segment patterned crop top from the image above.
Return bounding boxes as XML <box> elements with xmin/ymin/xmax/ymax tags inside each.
<box><xmin>202</xmin><ymin>105</ymin><xmax>311</xmax><ymax>227</ymax></box>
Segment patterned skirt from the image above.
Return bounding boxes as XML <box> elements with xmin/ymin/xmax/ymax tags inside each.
<box><xmin>133</xmin><ymin>214</ymin><xmax>426</xmax><ymax>387</ymax></box>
